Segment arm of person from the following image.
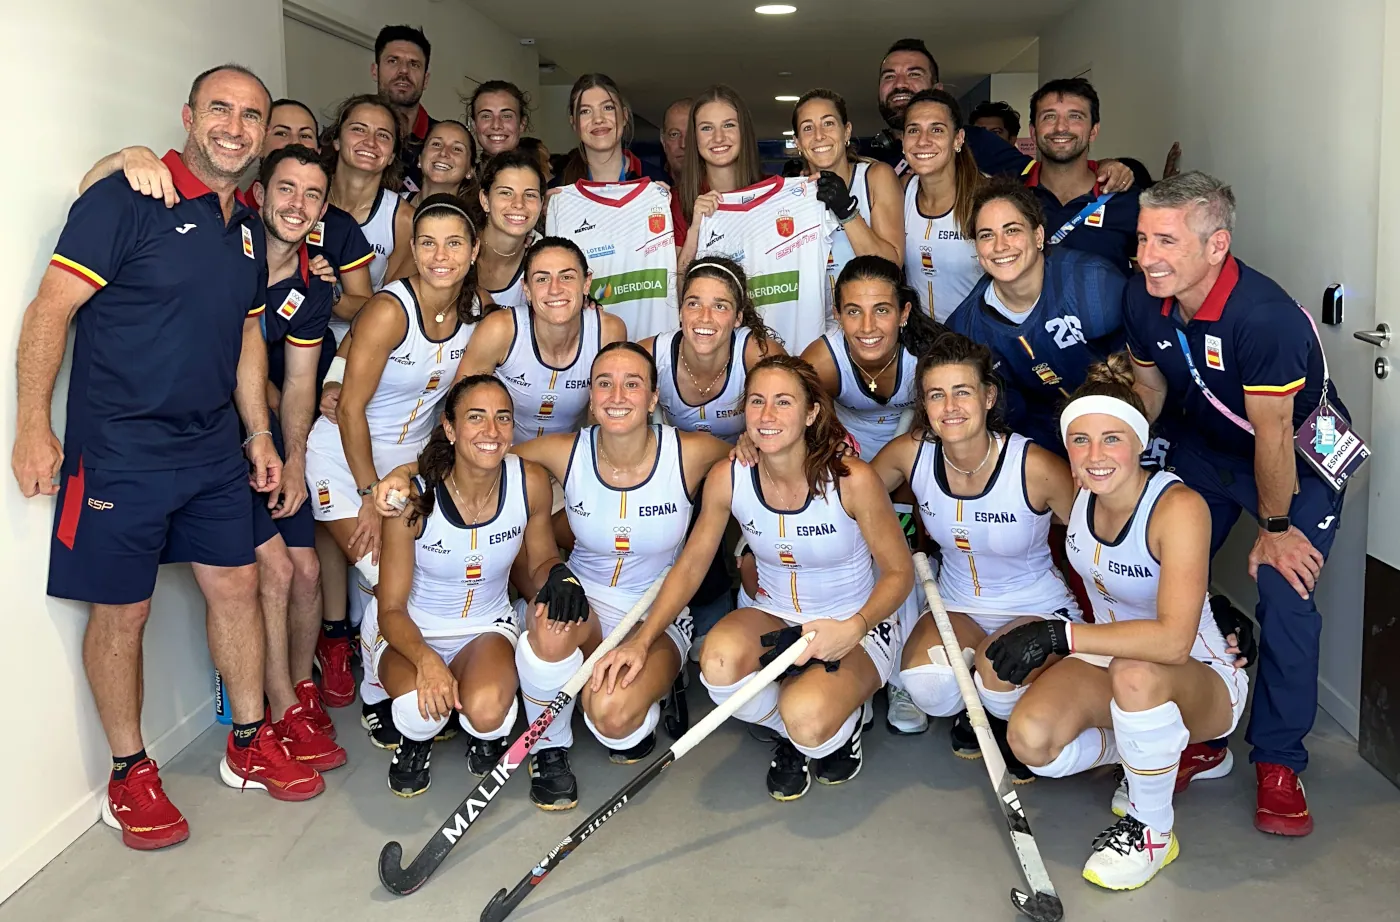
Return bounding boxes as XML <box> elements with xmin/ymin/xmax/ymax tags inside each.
<box><xmin>272</xmin><ymin>328</ymin><xmax>323</xmax><ymax>518</ymax></box>
<box><xmin>841</xmin><ymin>161</ymin><xmax>903</xmax><ymax>266</ymax></box>
<box><xmin>599</xmin><ymin>311</ymin><xmax>628</xmax><ymax>347</ymax></box>
<box><xmin>78</xmin><ymin>146</ymin><xmax>177</xmax><ymax>207</ymax></box>
<box><xmin>678</xmin><ymin>192</ymin><xmax>721</xmax><ymax>273</ymax></box>
<box><xmin>452</xmin><ymin>307</ymin><xmax>513</xmax><ymax>381</ymax></box>
<box><xmin>962</xmin><ymin>124</ymin><xmax>1034</xmax><ymax>178</ymax></box>
<box><xmin>1025</xmin><ymin>442</ymin><xmax>1078</xmax><ymax>523</ymax></box>
<box><xmin>844</xmin><ymin>460</ymin><xmax>915</xmax><ymax>624</ymax></box>
<box><xmin>520</xmin><ymin>460</ymin><xmax>568</xmax><ymax>600</ymax></box>
<box><xmin>1244</xmin><ymin>391</ymin><xmax>1323</xmax><ymax>598</ymax></box>
<box><xmin>799</xmin><ymin>337</ymin><xmax>842</xmax><ymax>398</ymax></box>
<box><xmin>337</xmin><ymin>293</ymin><xmax>408</xmax><ymax>501</ymax></box>
<box><xmin>1128</xmin><ymin>352</ymin><xmax>1169</xmax><ymax>422</ymax></box>
<box><xmin>236</xmin><ymin>299</ymin><xmax>280</xmax><ymax>495</ymax></box>
<box><xmin>383</xmin><ymin>198</ymin><xmax>417</xmax><ymax>283</ymax></box>
<box><xmin>637</xmin><ymin>335</ymin><xmax>657</xmax><ymax>357</ymax></box>
<box><xmin>332</xmin><ymin>265</ymin><xmax>374</xmax><ymax>322</ymax></box>
<box><xmin>504</xmin><ymin>432</ymin><xmax>575</xmax><ymax>484</ymax></box>
<box><xmin>678</xmin><ymin>430</ymin><xmax>735</xmax><ymax>497</ymax></box>
<box><xmin>869</xmin><ymin>431</ymin><xmax>918</xmax><ymax>494</ymax></box>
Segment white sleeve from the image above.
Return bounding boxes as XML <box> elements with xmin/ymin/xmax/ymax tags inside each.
<box><xmin>544</xmin><ymin>192</ymin><xmax>563</xmax><ymax>237</ymax></box>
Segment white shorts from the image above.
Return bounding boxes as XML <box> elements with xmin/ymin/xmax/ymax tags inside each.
<box><xmin>945</xmin><ymin>607</ymin><xmax>1074</xmax><ymax>635</ymax></box>
<box><xmin>760</xmin><ymin>612</ymin><xmax>899</xmax><ymax>685</ymax></box>
<box><xmin>359</xmin><ymin>596</ymin><xmax>521</xmax><ymax>690</ymax></box>
<box><xmin>1067</xmin><ymin>653</ymin><xmax>1249</xmax><ymax>737</ymax></box>
<box><xmin>586</xmin><ymin>587</ymin><xmax>693</xmax><ymax>662</ymax></box>
<box><xmin>305</xmin><ymin>417</ymin><xmax>425</xmax><ymax>523</ymax></box>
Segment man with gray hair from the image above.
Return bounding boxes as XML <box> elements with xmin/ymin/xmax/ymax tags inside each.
<box><xmin>1123</xmin><ymin>170</ymin><xmax>1348</xmax><ymax>839</ymax></box>
<box><xmin>661</xmin><ymin>97</ymin><xmax>691</xmax><ymax>183</ymax></box>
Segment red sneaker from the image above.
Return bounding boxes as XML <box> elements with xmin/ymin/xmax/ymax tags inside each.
<box><xmin>1255</xmin><ymin>762</ymin><xmax>1313</xmax><ymax>836</ymax></box>
<box><xmin>274</xmin><ymin>704</ymin><xmax>347</xmax><ymax>771</ymax></box>
<box><xmin>220</xmin><ymin>724</ymin><xmax>325</xmax><ymax>801</ymax></box>
<box><xmin>1175</xmin><ymin>743</ymin><xmax>1234</xmax><ymax>793</ymax></box>
<box><xmin>101</xmin><ymin>759</ymin><xmax>189</xmax><ymax>851</ymax></box>
<box><xmin>315</xmin><ymin>634</ymin><xmax>356</xmax><ymax>707</ymax></box>
<box><xmin>295</xmin><ymin>679</ymin><xmax>336</xmax><ymax>739</ymax></box>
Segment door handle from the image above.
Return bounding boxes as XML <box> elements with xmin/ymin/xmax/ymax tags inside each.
<box><xmin>1353</xmin><ymin>323</ymin><xmax>1391</xmax><ymax>347</ymax></box>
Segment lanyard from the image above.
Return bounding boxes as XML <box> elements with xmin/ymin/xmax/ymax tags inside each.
<box><xmin>1048</xmin><ymin>192</ymin><xmax>1114</xmax><ymax>245</ymax></box>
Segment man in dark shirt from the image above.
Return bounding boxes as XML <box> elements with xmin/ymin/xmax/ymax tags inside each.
<box><xmin>865</xmin><ymin>38</ymin><xmax>939</xmax><ymax>173</ymax></box>
<box><xmin>374</xmin><ymin>24</ymin><xmax>436</xmax><ymax>194</ymax></box>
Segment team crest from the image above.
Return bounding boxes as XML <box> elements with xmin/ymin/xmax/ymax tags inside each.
<box><xmin>952</xmin><ymin>527</ymin><xmax>972</xmax><ymax>552</ymax></box>
<box><xmin>1204</xmin><ymin>334</ymin><xmax>1225</xmax><ymax>371</ymax></box>
<box><xmin>307</xmin><ymin>221</ymin><xmax>325</xmax><ymax>247</ymax></box>
<box><xmin>241</xmin><ymin>224</ymin><xmax>255</xmax><ymax>259</ymax></box>
<box><xmin>776</xmin><ymin>543</ymin><xmax>797</xmax><ymax>567</ymax></box>
<box><xmin>424</xmin><ymin>370</ymin><xmax>444</xmax><ymax>393</ymax></box>
<box><xmin>276</xmin><ymin>289</ymin><xmax>305</xmax><ymax>321</ymax></box>
<box><xmin>648</xmin><ymin>209</ymin><xmax>666</xmax><ymax>234</ymax></box>
<box><xmin>464</xmin><ymin>555</ymin><xmax>484</xmax><ymax>583</ymax></box>
<box><xmin>775</xmin><ymin>211</ymin><xmax>795</xmax><ymax>238</ymax></box>
<box><xmin>1092</xmin><ymin>570</ymin><xmax>1117</xmax><ymax>603</ymax></box>
<box><xmin>920</xmin><ymin>246</ymin><xmax>934</xmax><ymax>275</ymax></box>
<box><xmin>1085</xmin><ymin>204</ymin><xmax>1106</xmax><ymax>228</ymax></box>
<box><xmin>1032</xmin><ymin>363</ymin><xmax>1062</xmax><ymax>386</ymax></box>
<box><xmin>538</xmin><ymin>394</ymin><xmax>557</xmax><ymax>418</ymax></box>
<box><xmin>316</xmin><ymin>480</ymin><xmax>331</xmax><ymax>508</ymax></box>
<box><xmin>614</xmin><ymin>526</ymin><xmax>632</xmax><ymax>554</ymax></box>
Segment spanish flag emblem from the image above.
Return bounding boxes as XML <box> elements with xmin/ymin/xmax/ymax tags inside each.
<box><xmin>539</xmin><ymin>395</ymin><xmax>556</xmax><ymax>419</ymax></box>
<box><xmin>1093</xmin><ymin>571</ymin><xmax>1117</xmax><ymax>602</ymax></box>
<box><xmin>614</xmin><ymin>527</ymin><xmax>631</xmax><ymax>553</ymax></box>
<box><xmin>777</xmin><ymin>544</ymin><xmax>797</xmax><ymax>567</ymax></box>
<box><xmin>953</xmin><ymin>528</ymin><xmax>972</xmax><ymax>552</ymax></box>
<box><xmin>317</xmin><ymin>483</ymin><xmax>331</xmax><ymax>507</ymax></box>
<box><xmin>1033</xmin><ymin>363</ymin><xmax>1062</xmax><ymax>386</ymax></box>
<box><xmin>465</xmin><ymin>556</ymin><xmax>483</xmax><ymax>581</ymax></box>
<box><xmin>308</xmin><ymin>221</ymin><xmax>325</xmax><ymax>247</ymax></box>
<box><xmin>921</xmin><ymin>247</ymin><xmax>933</xmax><ymax>272</ymax></box>
<box><xmin>424</xmin><ymin>370</ymin><xmax>443</xmax><ymax>392</ymax></box>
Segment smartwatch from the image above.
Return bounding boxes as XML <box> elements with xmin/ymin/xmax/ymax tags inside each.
<box><xmin>1263</xmin><ymin>515</ymin><xmax>1290</xmax><ymax>533</ymax></box>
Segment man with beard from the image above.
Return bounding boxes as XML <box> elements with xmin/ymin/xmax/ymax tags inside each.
<box><xmin>373</xmin><ymin>24</ymin><xmax>436</xmax><ymax>193</ymax></box>
<box><xmin>13</xmin><ymin>65</ymin><xmax>324</xmax><ymax>852</ymax></box>
<box><xmin>867</xmin><ymin>38</ymin><xmax>939</xmax><ymax>173</ymax></box>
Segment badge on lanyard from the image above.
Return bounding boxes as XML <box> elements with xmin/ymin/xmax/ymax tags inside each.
<box><xmin>1297</xmin><ymin>399</ymin><xmax>1369</xmax><ymax>491</ymax></box>
<box><xmin>277</xmin><ymin>289</ymin><xmax>305</xmax><ymax>320</ymax></box>
<box><xmin>241</xmin><ymin>224</ymin><xmax>255</xmax><ymax>259</ymax></box>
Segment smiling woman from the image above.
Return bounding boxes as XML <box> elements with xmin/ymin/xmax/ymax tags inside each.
<box><xmin>674</xmin><ymin>84</ymin><xmax>766</xmax><ymax>267</ymax></box>
<box><xmin>557</xmin><ymin>74</ymin><xmax>664</xmax><ymax>186</ymax></box>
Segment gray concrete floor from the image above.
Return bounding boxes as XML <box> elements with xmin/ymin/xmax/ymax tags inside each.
<box><xmin>6</xmin><ymin>672</ymin><xmax>1399</xmax><ymax>922</ymax></box>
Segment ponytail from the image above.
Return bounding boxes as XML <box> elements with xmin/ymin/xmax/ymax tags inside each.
<box><xmin>832</xmin><ymin>256</ymin><xmax>945</xmax><ymax>360</ymax></box>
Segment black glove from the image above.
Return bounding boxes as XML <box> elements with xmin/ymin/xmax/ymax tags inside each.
<box><xmin>986</xmin><ymin>620</ymin><xmax>1070</xmax><ymax>686</ymax></box>
<box><xmin>1210</xmin><ymin>595</ymin><xmax>1257</xmax><ymax>665</ymax></box>
<box><xmin>816</xmin><ymin>170</ymin><xmax>859</xmax><ymax>223</ymax></box>
<box><xmin>759</xmin><ymin>625</ymin><xmax>839</xmax><ymax>678</ymax></box>
<box><xmin>535</xmin><ymin>563</ymin><xmax>589</xmax><ymax>624</ymax></box>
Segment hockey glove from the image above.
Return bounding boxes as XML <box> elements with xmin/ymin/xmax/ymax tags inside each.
<box><xmin>816</xmin><ymin>170</ymin><xmax>860</xmax><ymax>224</ymax></box>
<box><xmin>1210</xmin><ymin>595</ymin><xmax>1258</xmax><ymax>665</ymax></box>
<box><xmin>759</xmin><ymin>625</ymin><xmax>840</xmax><ymax>678</ymax></box>
<box><xmin>536</xmin><ymin>563</ymin><xmax>589</xmax><ymax>624</ymax></box>
<box><xmin>986</xmin><ymin>619</ymin><xmax>1070</xmax><ymax>686</ymax></box>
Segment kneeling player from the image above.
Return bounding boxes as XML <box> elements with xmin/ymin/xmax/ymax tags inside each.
<box><xmin>986</xmin><ymin>357</ymin><xmax>1248</xmax><ymax>890</ymax></box>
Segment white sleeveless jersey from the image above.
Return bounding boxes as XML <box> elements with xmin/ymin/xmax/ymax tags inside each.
<box><xmin>329</xmin><ymin>188</ymin><xmax>403</xmax><ymax>344</ymax></box>
<box><xmin>825</xmin><ymin>161</ymin><xmax>873</xmax><ymax>307</ymax></box>
<box><xmin>406</xmin><ymin>456</ymin><xmax>528</xmax><ymax>632</ymax></box>
<box><xmin>695</xmin><ymin>175</ymin><xmax>838</xmax><ymax>355</ymax></box>
<box><xmin>1065</xmin><ymin>471</ymin><xmax>1231</xmax><ymax>662</ymax></box>
<box><xmin>730</xmin><ymin>463</ymin><xmax>875</xmax><ymax>623</ymax></box>
<box><xmin>546</xmin><ymin>179</ymin><xmax>676</xmax><ymax>341</ymax></box>
<box><xmin>563</xmin><ymin>425</ymin><xmax>692</xmax><ymax>610</ymax></box>
<box><xmin>902</xmin><ymin>179</ymin><xmax>983</xmax><ymax>322</ymax></box>
<box><xmin>483</xmin><ymin>232</ymin><xmax>540</xmax><ymax>310</ymax></box>
<box><xmin>654</xmin><ymin>327</ymin><xmax>751</xmax><ymax>443</ymax></box>
<box><xmin>362</xmin><ymin>280</ymin><xmax>474</xmax><ymax>446</ymax></box>
<box><xmin>911</xmin><ymin>433</ymin><xmax>1080</xmax><ymax>618</ymax></box>
<box><xmin>494</xmin><ymin>303</ymin><xmax>602</xmax><ymax>442</ymax></box>
<box><xmin>821</xmin><ymin>332</ymin><xmax>918</xmax><ymax>461</ymax></box>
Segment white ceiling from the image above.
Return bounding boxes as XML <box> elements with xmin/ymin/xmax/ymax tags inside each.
<box><xmin>465</xmin><ymin>0</ymin><xmax>1078</xmax><ymax>138</ymax></box>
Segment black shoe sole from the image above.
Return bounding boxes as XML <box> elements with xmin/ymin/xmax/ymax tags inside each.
<box><xmin>768</xmin><ymin>774</ymin><xmax>811</xmax><ymax>802</ymax></box>
<box><xmin>388</xmin><ymin>777</ymin><xmax>430</xmax><ymax>798</ymax></box>
<box><xmin>530</xmin><ymin>795</ymin><xmax>578</xmax><ymax>811</ymax></box>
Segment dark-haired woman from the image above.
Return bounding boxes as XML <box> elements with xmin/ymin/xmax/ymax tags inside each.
<box><xmin>474</xmin><ymin>149</ymin><xmax>546</xmax><ymax>309</ymax></box>
<box><xmin>409</xmin><ymin>120</ymin><xmax>477</xmax><ymax>208</ymax></box>
<box><xmin>468</xmin><ymin>80</ymin><xmax>530</xmax><ymax>163</ymax></box>
<box><xmin>305</xmin><ymin>196</ymin><xmax>483</xmax><ymax>722</ymax></box>
<box><xmin>790</xmin><ymin>90</ymin><xmax>904</xmax><ymax>302</ymax></box>
<box><xmin>366</xmin><ymin>375</ymin><xmax>580</xmax><ymax>797</ymax></box>
<box><xmin>556</xmin><ymin>74</ymin><xmax>667</xmax><ymax>185</ymax></box>
<box><xmin>901</xmin><ymin>89</ymin><xmax>984</xmax><ymax>322</ymax></box>
<box><xmin>457</xmin><ymin>236</ymin><xmax>627</xmax><ymax>443</ymax></box>
<box><xmin>674</xmin><ymin>85</ymin><xmax>768</xmax><ymax>268</ymax></box>
<box><xmin>869</xmin><ymin>331</ymin><xmax>1081</xmax><ymax>776</ymax></box>
<box><xmin>946</xmin><ymin>180</ymin><xmax>1127</xmax><ymax>453</ymax></box>
<box><xmin>592</xmin><ymin>356</ymin><xmax>914</xmax><ymax>801</ymax></box>
<box><xmin>988</xmin><ymin>357</ymin><xmax>1245</xmax><ymax>891</ymax></box>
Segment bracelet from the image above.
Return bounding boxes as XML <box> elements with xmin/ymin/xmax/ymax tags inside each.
<box><xmin>854</xmin><ymin>611</ymin><xmax>871</xmax><ymax>632</ymax></box>
<box><xmin>357</xmin><ymin>480</ymin><xmax>379</xmax><ymax>498</ymax></box>
<box><xmin>242</xmin><ymin>430</ymin><xmax>271</xmax><ymax>448</ymax></box>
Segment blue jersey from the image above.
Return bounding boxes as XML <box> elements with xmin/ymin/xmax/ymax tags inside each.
<box><xmin>947</xmin><ymin>246</ymin><xmax>1126</xmax><ymax>453</ymax></box>
<box><xmin>263</xmin><ymin>243</ymin><xmax>334</xmax><ymax>392</ymax></box>
<box><xmin>50</xmin><ymin>150</ymin><xmax>266</xmax><ymax>471</ymax></box>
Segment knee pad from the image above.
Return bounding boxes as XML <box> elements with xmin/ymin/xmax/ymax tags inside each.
<box><xmin>974</xmin><ymin>670</ymin><xmax>1028</xmax><ymax>720</ymax></box>
<box><xmin>899</xmin><ymin>646</ymin><xmax>972</xmax><ymax>718</ymax></box>
<box><xmin>392</xmin><ymin>691</ymin><xmax>450</xmax><ymax>742</ymax></box>
<box><xmin>583</xmin><ymin>701</ymin><xmax>660</xmax><ymax>751</ymax></box>
<box><xmin>460</xmin><ymin>696</ymin><xmax>519</xmax><ymax>740</ymax></box>
<box><xmin>702</xmin><ymin>671</ymin><xmax>785</xmax><ymax>733</ymax></box>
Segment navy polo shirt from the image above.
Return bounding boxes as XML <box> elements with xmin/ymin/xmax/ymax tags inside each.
<box><xmin>51</xmin><ymin>149</ymin><xmax>266</xmax><ymax>472</ymax></box>
<box><xmin>310</xmin><ymin>205</ymin><xmax>374</xmax><ymax>278</ymax></box>
<box><xmin>1123</xmin><ymin>255</ymin><xmax>1345</xmax><ymax>466</ymax></box>
<box><xmin>264</xmin><ymin>244</ymin><xmax>334</xmax><ymax>392</ymax></box>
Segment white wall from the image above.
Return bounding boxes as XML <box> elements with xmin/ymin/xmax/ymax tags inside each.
<box><xmin>0</xmin><ymin>0</ymin><xmax>287</xmax><ymax>903</ymax></box>
<box><xmin>1041</xmin><ymin>0</ymin><xmax>1384</xmax><ymax>735</ymax></box>
<box><xmin>533</xmin><ymin>83</ymin><xmax>577</xmax><ymax>156</ymax></box>
<box><xmin>988</xmin><ymin>71</ymin><xmax>1039</xmax><ymax>129</ymax></box>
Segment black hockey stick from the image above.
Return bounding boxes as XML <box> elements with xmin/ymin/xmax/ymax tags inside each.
<box><xmin>377</xmin><ymin>569</ymin><xmax>669</xmax><ymax>895</ymax></box>
<box><xmin>913</xmin><ymin>553</ymin><xmax>1064</xmax><ymax>922</ymax></box>
<box><xmin>479</xmin><ymin>630</ymin><xmax>815</xmax><ymax>922</ymax></box>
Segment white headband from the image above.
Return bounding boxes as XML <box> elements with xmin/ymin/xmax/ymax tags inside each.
<box><xmin>1060</xmin><ymin>395</ymin><xmax>1150</xmax><ymax>450</ymax></box>
<box><xmin>687</xmin><ymin>261</ymin><xmax>744</xmax><ymax>292</ymax></box>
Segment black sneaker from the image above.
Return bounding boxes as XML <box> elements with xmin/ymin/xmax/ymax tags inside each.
<box><xmin>988</xmin><ymin>714</ymin><xmax>1035</xmax><ymax>785</ymax></box>
<box><xmin>529</xmin><ymin>748</ymin><xmax>578</xmax><ymax>811</ymax></box>
<box><xmin>815</xmin><ymin>718</ymin><xmax>864</xmax><ymax>786</ymax></box>
<box><xmin>388</xmin><ymin>737</ymin><xmax>433</xmax><ymax>797</ymax></box>
<box><xmin>608</xmin><ymin>731</ymin><xmax>656</xmax><ymax>765</ymax></box>
<box><xmin>466</xmin><ymin>735</ymin><xmax>510</xmax><ymax>777</ymax></box>
<box><xmin>361</xmin><ymin>700</ymin><xmax>401</xmax><ymax>750</ymax></box>
<box><xmin>950</xmin><ymin>710</ymin><xmax>981</xmax><ymax>760</ymax></box>
<box><xmin>766</xmin><ymin>739</ymin><xmax>811</xmax><ymax>802</ymax></box>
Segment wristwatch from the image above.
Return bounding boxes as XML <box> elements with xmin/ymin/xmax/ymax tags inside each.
<box><xmin>1263</xmin><ymin>515</ymin><xmax>1291</xmax><ymax>533</ymax></box>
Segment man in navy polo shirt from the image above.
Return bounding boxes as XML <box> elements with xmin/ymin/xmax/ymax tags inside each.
<box><xmin>12</xmin><ymin>64</ymin><xmax>323</xmax><ymax>851</ymax></box>
<box><xmin>1125</xmin><ymin>171</ymin><xmax>1345</xmax><ymax>838</ymax></box>
<box><xmin>374</xmin><ymin>24</ymin><xmax>436</xmax><ymax>195</ymax></box>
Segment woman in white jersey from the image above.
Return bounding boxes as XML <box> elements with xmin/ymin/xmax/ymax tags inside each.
<box><xmin>457</xmin><ymin>236</ymin><xmax>627</xmax><ymax>444</ymax></box>
<box><xmin>408</xmin><ymin>119</ymin><xmax>477</xmax><ymax>209</ymax></box>
<box><xmin>869</xmin><ymin>331</ymin><xmax>1081</xmax><ymax>778</ymax></box>
<box><xmin>674</xmin><ymin>85</ymin><xmax>768</xmax><ymax>269</ymax></box>
<box><xmin>366</xmin><ymin>375</ymin><xmax>582</xmax><ymax>796</ymax></box>
<box><xmin>475</xmin><ymin>149</ymin><xmax>545</xmax><ymax>309</ymax></box>
<box><xmin>901</xmin><ymin>89</ymin><xmax>984</xmax><ymax>322</ymax></box>
<box><xmin>790</xmin><ymin>89</ymin><xmax>904</xmax><ymax>302</ymax></box>
<box><xmin>593</xmin><ymin>356</ymin><xmax>914</xmax><ymax>802</ymax></box>
<box><xmin>986</xmin><ymin>357</ymin><xmax>1248</xmax><ymax>891</ymax></box>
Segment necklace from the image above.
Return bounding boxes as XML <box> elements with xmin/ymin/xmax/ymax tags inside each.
<box><xmin>597</xmin><ymin>430</ymin><xmax>655</xmax><ymax>483</ymax></box>
<box><xmin>446</xmin><ymin>467</ymin><xmax>501</xmax><ymax>525</ymax></box>
<box><xmin>944</xmin><ymin>433</ymin><xmax>997</xmax><ymax>477</ymax></box>
<box><xmin>484</xmin><ymin>232</ymin><xmax>525</xmax><ymax>259</ymax></box>
<box><xmin>680</xmin><ymin>350</ymin><xmax>728</xmax><ymax>396</ymax></box>
<box><xmin>758</xmin><ymin>463</ymin><xmax>806</xmax><ymax>510</ymax></box>
<box><xmin>853</xmin><ymin>350</ymin><xmax>898</xmax><ymax>392</ymax></box>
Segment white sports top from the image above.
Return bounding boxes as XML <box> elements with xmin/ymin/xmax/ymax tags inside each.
<box><xmin>563</xmin><ymin>425</ymin><xmax>692</xmax><ymax>610</ymax></box>
<box><xmin>1064</xmin><ymin>470</ymin><xmax>1230</xmax><ymax>663</ymax></box>
<box><xmin>654</xmin><ymin>327</ymin><xmax>752</xmax><ymax>443</ymax></box>
<box><xmin>825</xmin><ymin>161</ymin><xmax>873</xmax><ymax>308</ymax></box>
<box><xmin>821</xmin><ymin>332</ymin><xmax>918</xmax><ymax>461</ymax></box>
<box><xmin>329</xmin><ymin>188</ymin><xmax>403</xmax><ymax>344</ymax></box>
<box><xmin>484</xmin><ymin>232</ymin><xmax>541</xmax><ymax>309</ymax></box>
<box><xmin>362</xmin><ymin>280</ymin><xmax>475</xmax><ymax>446</ymax></box>
<box><xmin>494</xmin><ymin>303</ymin><xmax>602</xmax><ymax>442</ymax></box>
<box><xmin>730</xmin><ymin>463</ymin><xmax>875</xmax><ymax>623</ymax></box>
<box><xmin>406</xmin><ymin>455</ymin><xmax>528</xmax><ymax>633</ymax></box>
<box><xmin>911</xmin><ymin>433</ymin><xmax>1080</xmax><ymax>619</ymax></box>
<box><xmin>902</xmin><ymin>179</ymin><xmax>983</xmax><ymax>322</ymax></box>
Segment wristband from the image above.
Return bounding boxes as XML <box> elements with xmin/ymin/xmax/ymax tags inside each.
<box><xmin>323</xmin><ymin>356</ymin><xmax>347</xmax><ymax>386</ymax></box>
<box><xmin>357</xmin><ymin>481</ymin><xmax>379</xmax><ymax>498</ymax></box>
<box><xmin>242</xmin><ymin>430</ymin><xmax>271</xmax><ymax>449</ymax></box>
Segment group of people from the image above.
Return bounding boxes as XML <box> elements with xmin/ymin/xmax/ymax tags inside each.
<box><xmin>12</xmin><ymin>24</ymin><xmax>1353</xmax><ymax>899</ymax></box>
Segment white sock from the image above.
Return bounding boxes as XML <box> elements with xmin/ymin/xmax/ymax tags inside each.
<box><xmin>792</xmin><ymin>707</ymin><xmax>859</xmax><ymax>759</ymax></box>
<box><xmin>360</xmin><ymin>675</ymin><xmax>390</xmax><ymax>706</ymax></box>
<box><xmin>391</xmin><ymin>691</ymin><xmax>450</xmax><ymax>742</ymax></box>
<box><xmin>515</xmin><ymin>634</ymin><xmax>581</xmax><ymax>752</ymax></box>
<box><xmin>974</xmin><ymin>671</ymin><xmax>1028</xmax><ymax>720</ymax></box>
<box><xmin>584</xmin><ymin>701</ymin><xmax>660</xmax><ymax>751</ymax></box>
<box><xmin>347</xmin><ymin>567</ymin><xmax>375</xmax><ymax>628</ymax></box>
<box><xmin>899</xmin><ymin>646</ymin><xmax>973</xmax><ymax>718</ymax></box>
<box><xmin>1113</xmin><ymin>699</ymin><xmax>1188</xmax><ymax>833</ymax></box>
<box><xmin>460</xmin><ymin>697</ymin><xmax>519</xmax><ymax>740</ymax></box>
<box><xmin>1029</xmin><ymin>726</ymin><xmax>1118</xmax><ymax>778</ymax></box>
<box><xmin>702</xmin><ymin>671</ymin><xmax>787</xmax><ymax>735</ymax></box>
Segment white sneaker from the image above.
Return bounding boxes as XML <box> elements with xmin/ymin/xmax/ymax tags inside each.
<box><xmin>1082</xmin><ymin>814</ymin><xmax>1179</xmax><ymax>890</ymax></box>
<box><xmin>885</xmin><ymin>685</ymin><xmax>929</xmax><ymax>735</ymax></box>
